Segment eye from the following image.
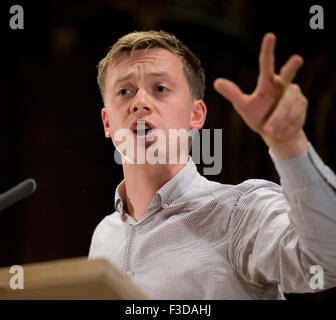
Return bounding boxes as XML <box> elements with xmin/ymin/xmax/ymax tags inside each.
<box><xmin>118</xmin><ymin>88</ymin><xmax>132</xmax><ymax>96</ymax></box>
<box><xmin>156</xmin><ymin>85</ymin><xmax>168</xmax><ymax>93</ymax></box>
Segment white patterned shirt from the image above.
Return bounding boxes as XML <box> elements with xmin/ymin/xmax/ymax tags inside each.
<box><xmin>89</xmin><ymin>144</ymin><xmax>336</xmax><ymax>299</ymax></box>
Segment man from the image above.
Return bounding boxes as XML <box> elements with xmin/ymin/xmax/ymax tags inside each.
<box><xmin>89</xmin><ymin>30</ymin><xmax>336</xmax><ymax>299</ymax></box>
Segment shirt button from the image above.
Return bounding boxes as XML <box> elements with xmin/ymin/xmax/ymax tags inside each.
<box><xmin>126</xmin><ymin>271</ymin><xmax>134</xmax><ymax>278</ymax></box>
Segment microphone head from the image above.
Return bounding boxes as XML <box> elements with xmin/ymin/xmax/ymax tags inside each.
<box><xmin>0</xmin><ymin>178</ymin><xmax>37</xmax><ymax>212</ymax></box>
<box><xmin>25</xmin><ymin>178</ymin><xmax>37</xmax><ymax>195</ymax></box>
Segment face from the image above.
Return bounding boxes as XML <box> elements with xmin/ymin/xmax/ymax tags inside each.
<box><xmin>101</xmin><ymin>48</ymin><xmax>206</xmax><ymax>164</ymax></box>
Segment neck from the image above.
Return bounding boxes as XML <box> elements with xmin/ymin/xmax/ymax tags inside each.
<box><xmin>122</xmin><ymin>162</ymin><xmax>186</xmax><ymax>221</ymax></box>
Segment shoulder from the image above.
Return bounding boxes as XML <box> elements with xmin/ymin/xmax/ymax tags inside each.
<box><xmin>237</xmin><ymin>178</ymin><xmax>283</xmax><ymax>196</ymax></box>
<box><xmin>192</xmin><ymin>174</ymin><xmax>282</xmax><ymax>203</ymax></box>
<box><xmin>231</xmin><ymin>179</ymin><xmax>288</xmax><ymax>224</ymax></box>
<box><xmin>236</xmin><ymin>178</ymin><xmax>284</xmax><ymax>203</ymax></box>
<box><xmin>91</xmin><ymin>211</ymin><xmax>122</xmax><ymax>241</ymax></box>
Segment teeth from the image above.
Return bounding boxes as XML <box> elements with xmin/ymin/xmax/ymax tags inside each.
<box><xmin>134</xmin><ymin>122</ymin><xmax>151</xmax><ymax>131</ymax></box>
<box><xmin>133</xmin><ymin>121</ymin><xmax>152</xmax><ymax>136</ymax></box>
<box><xmin>137</xmin><ymin>130</ymin><xmax>146</xmax><ymax>136</ymax></box>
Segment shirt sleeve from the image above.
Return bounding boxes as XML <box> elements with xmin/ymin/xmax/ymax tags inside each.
<box><xmin>232</xmin><ymin>143</ymin><xmax>336</xmax><ymax>293</ymax></box>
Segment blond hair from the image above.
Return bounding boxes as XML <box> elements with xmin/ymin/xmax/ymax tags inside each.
<box><xmin>97</xmin><ymin>30</ymin><xmax>205</xmax><ymax>101</ymax></box>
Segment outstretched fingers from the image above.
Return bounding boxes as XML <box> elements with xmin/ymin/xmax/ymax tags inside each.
<box><xmin>213</xmin><ymin>78</ymin><xmax>246</xmax><ymax>108</ymax></box>
<box><xmin>258</xmin><ymin>33</ymin><xmax>276</xmax><ymax>83</ymax></box>
<box><xmin>258</xmin><ymin>34</ymin><xmax>303</xmax><ymax>90</ymax></box>
<box><xmin>279</xmin><ymin>55</ymin><xmax>304</xmax><ymax>87</ymax></box>
<box><xmin>264</xmin><ymin>84</ymin><xmax>307</xmax><ymax>136</ymax></box>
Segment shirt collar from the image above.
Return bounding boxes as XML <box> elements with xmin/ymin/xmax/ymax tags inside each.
<box><xmin>114</xmin><ymin>180</ymin><xmax>128</xmax><ymax>221</ymax></box>
<box><xmin>156</xmin><ymin>157</ymin><xmax>198</xmax><ymax>207</ymax></box>
<box><xmin>114</xmin><ymin>157</ymin><xmax>198</xmax><ymax>219</ymax></box>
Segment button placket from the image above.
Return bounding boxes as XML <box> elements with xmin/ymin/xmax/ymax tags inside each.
<box><xmin>122</xmin><ymin>225</ymin><xmax>135</xmax><ymax>276</ymax></box>
<box><xmin>162</xmin><ymin>202</ymin><xmax>169</xmax><ymax>209</ymax></box>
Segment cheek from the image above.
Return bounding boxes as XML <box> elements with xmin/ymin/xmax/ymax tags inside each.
<box><xmin>162</xmin><ymin>116</ymin><xmax>191</xmax><ymax>134</ymax></box>
<box><xmin>105</xmin><ymin>111</ymin><xmax>124</xmax><ymax>138</ymax></box>
<box><xmin>168</xmin><ymin>101</ymin><xmax>193</xmax><ymax>127</ymax></box>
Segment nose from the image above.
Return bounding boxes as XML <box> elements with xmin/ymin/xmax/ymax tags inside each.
<box><xmin>130</xmin><ymin>105</ymin><xmax>151</xmax><ymax>114</ymax></box>
<box><xmin>129</xmin><ymin>90</ymin><xmax>152</xmax><ymax>117</ymax></box>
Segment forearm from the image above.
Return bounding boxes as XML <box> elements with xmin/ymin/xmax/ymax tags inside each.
<box><xmin>270</xmin><ymin>143</ymin><xmax>336</xmax><ymax>270</ymax></box>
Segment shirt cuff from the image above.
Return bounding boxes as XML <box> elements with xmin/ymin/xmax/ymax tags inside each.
<box><xmin>269</xmin><ymin>143</ymin><xmax>336</xmax><ymax>190</ymax></box>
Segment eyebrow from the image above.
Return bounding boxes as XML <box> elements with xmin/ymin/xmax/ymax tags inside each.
<box><xmin>113</xmin><ymin>71</ymin><xmax>173</xmax><ymax>87</ymax></box>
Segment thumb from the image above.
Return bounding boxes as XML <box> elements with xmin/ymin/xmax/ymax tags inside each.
<box><xmin>213</xmin><ymin>78</ymin><xmax>245</xmax><ymax>107</ymax></box>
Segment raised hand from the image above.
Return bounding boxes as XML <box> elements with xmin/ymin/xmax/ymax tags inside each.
<box><xmin>214</xmin><ymin>33</ymin><xmax>309</xmax><ymax>159</ymax></box>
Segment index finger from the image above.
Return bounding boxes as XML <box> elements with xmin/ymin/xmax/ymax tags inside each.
<box><xmin>258</xmin><ymin>33</ymin><xmax>276</xmax><ymax>81</ymax></box>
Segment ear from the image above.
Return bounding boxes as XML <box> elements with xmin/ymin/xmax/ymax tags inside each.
<box><xmin>190</xmin><ymin>100</ymin><xmax>207</xmax><ymax>130</ymax></box>
<box><xmin>101</xmin><ymin>108</ymin><xmax>111</xmax><ymax>138</ymax></box>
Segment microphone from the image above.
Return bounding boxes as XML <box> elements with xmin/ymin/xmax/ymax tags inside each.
<box><xmin>0</xmin><ymin>179</ymin><xmax>37</xmax><ymax>212</ymax></box>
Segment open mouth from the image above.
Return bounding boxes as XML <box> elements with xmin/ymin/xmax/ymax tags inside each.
<box><xmin>131</xmin><ymin>120</ymin><xmax>155</xmax><ymax>137</ymax></box>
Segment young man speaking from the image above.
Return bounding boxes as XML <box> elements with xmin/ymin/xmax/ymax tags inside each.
<box><xmin>89</xmin><ymin>30</ymin><xmax>336</xmax><ymax>299</ymax></box>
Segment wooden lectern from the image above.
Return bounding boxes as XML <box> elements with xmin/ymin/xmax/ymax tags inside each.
<box><xmin>0</xmin><ymin>257</ymin><xmax>147</xmax><ymax>300</ymax></box>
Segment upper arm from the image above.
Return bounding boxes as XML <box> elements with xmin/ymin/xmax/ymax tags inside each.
<box><xmin>231</xmin><ymin>180</ymin><xmax>335</xmax><ymax>293</ymax></box>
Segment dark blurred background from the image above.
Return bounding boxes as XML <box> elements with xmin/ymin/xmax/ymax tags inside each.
<box><xmin>0</xmin><ymin>0</ymin><xmax>335</xmax><ymax>299</ymax></box>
